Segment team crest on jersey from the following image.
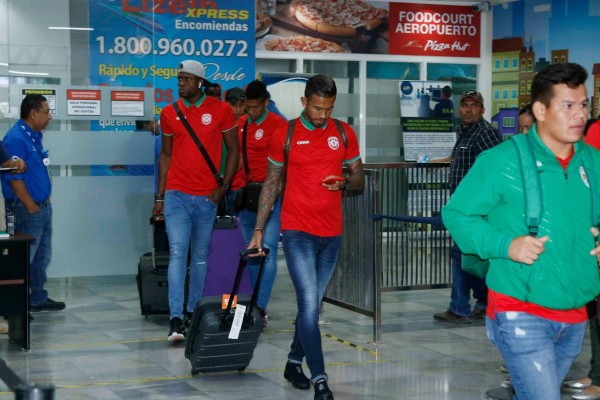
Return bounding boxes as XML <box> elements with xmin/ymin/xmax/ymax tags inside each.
<box><xmin>328</xmin><ymin>136</ymin><xmax>340</xmax><ymax>150</ymax></box>
<box><xmin>255</xmin><ymin>129</ymin><xmax>264</xmax><ymax>140</ymax></box>
<box><xmin>202</xmin><ymin>114</ymin><xmax>212</xmax><ymax>125</ymax></box>
<box><xmin>580</xmin><ymin>166</ymin><xmax>590</xmax><ymax>188</ymax></box>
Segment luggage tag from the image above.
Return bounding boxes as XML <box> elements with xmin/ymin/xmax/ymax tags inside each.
<box><xmin>222</xmin><ymin>294</ymin><xmax>238</xmax><ymax>310</ymax></box>
<box><xmin>228</xmin><ymin>304</ymin><xmax>246</xmax><ymax>339</ymax></box>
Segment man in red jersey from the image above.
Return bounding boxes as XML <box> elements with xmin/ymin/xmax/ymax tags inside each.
<box><xmin>248</xmin><ymin>74</ymin><xmax>364</xmax><ymax>400</ymax></box>
<box><xmin>153</xmin><ymin>60</ymin><xmax>239</xmax><ymax>342</ymax></box>
<box><xmin>236</xmin><ymin>80</ymin><xmax>286</xmax><ymax>327</ymax></box>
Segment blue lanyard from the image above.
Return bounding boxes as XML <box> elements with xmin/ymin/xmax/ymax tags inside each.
<box><xmin>19</xmin><ymin>123</ymin><xmax>49</xmax><ymax>162</ymax></box>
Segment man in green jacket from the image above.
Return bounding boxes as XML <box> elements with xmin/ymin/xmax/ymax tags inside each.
<box><xmin>442</xmin><ymin>62</ymin><xmax>600</xmax><ymax>400</ymax></box>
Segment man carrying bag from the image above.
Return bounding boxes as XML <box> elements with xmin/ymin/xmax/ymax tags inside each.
<box><xmin>152</xmin><ymin>60</ymin><xmax>239</xmax><ymax>342</ymax></box>
<box><xmin>236</xmin><ymin>80</ymin><xmax>287</xmax><ymax>326</ymax></box>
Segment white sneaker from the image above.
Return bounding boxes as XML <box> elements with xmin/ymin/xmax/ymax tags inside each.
<box><xmin>0</xmin><ymin>317</ymin><xmax>8</xmax><ymax>334</ymax></box>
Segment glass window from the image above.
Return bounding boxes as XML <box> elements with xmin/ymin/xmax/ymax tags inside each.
<box><xmin>503</xmin><ymin>89</ymin><xmax>508</xmax><ymax>99</ymax></box>
<box><xmin>503</xmin><ymin>117</ymin><xmax>515</xmax><ymax>128</ymax></box>
<box><xmin>512</xmin><ymin>58</ymin><xmax>518</xmax><ymax>68</ymax></box>
<box><xmin>495</xmin><ymin>90</ymin><xmax>500</xmax><ymax>100</ymax></box>
<box><xmin>495</xmin><ymin>59</ymin><xmax>501</xmax><ymax>69</ymax></box>
<box><xmin>512</xmin><ymin>89</ymin><xmax>517</xmax><ymax>99</ymax></box>
<box><xmin>366</xmin><ymin>61</ymin><xmax>420</xmax><ymax>162</ymax></box>
<box><xmin>503</xmin><ymin>59</ymin><xmax>509</xmax><ymax>68</ymax></box>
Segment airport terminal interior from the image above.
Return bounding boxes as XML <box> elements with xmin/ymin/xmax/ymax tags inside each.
<box><xmin>0</xmin><ymin>252</ymin><xmax>594</xmax><ymax>400</ymax></box>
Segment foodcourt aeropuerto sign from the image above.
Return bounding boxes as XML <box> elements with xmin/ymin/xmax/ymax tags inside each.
<box><xmin>388</xmin><ymin>3</ymin><xmax>480</xmax><ymax>57</ymax></box>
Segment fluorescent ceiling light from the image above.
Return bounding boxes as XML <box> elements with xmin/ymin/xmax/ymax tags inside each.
<box><xmin>9</xmin><ymin>70</ymin><xmax>49</xmax><ymax>76</ymax></box>
<box><xmin>48</xmin><ymin>26</ymin><xmax>93</xmax><ymax>31</ymax></box>
<box><xmin>0</xmin><ymin>63</ymin><xmax>8</xmax><ymax>66</ymax></box>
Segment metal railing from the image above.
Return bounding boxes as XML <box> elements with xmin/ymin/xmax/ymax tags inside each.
<box><xmin>323</xmin><ymin>163</ymin><xmax>452</xmax><ymax>344</ymax></box>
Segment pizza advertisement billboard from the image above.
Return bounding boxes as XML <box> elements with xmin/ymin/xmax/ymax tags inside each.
<box><xmin>388</xmin><ymin>3</ymin><xmax>481</xmax><ymax>58</ymax></box>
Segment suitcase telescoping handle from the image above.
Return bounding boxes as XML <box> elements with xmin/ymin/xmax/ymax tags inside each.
<box><xmin>223</xmin><ymin>248</ymin><xmax>270</xmax><ymax>321</ymax></box>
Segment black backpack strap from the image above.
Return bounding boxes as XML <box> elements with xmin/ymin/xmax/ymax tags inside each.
<box><xmin>511</xmin><ymin>133</ymin><xmax>542</xmax><ymax>236</ymax></box>
<box><xmin>173</xmin><ymin>101</ymin><xmax>223</xmax><ymax>187</ymax></box>
<box><xmin>332</xmin><ymin>118</ymin><xmax>348</xmax><ymax>147</ymax></box>
<box><xmin>241</xmin><ymin>118</ymin><xmax>251</xmax><ymax>181</ymax></box>
<box><xmin>281</xmin><ymin>118</ymin><xmax>297</xmax><ymax>197</ymax></box>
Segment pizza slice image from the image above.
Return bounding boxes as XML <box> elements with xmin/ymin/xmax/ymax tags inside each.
<box><xmin>290</xmin><ymin>0</ymin><xmax>388</xmax><ymax>37</ymax></box>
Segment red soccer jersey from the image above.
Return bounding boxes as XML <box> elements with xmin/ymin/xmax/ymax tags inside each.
<box><xmin>160</xmin><ymin>96</ymin><xmax>236</xmax><ymax>196</ymax></box>
<box><xmin>238</xmin><ymin>111</ymin><xmax>287</xmax><ymax>184</ymax></box>
<box><xmin>585</xmin><ymin>120</ymin><xmax>600</xmax><ymax>150</ymax></box>
<box><xmin>269</xmin><ymin>115</ymin><xmax>361</xmax><ymax>237</ymax></box>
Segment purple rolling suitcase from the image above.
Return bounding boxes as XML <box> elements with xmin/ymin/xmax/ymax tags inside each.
<box><xmin>185</xmin><ymin>248</ymin><xmax>269</xmax><ymax>374</ymax></box>
<box><xmin>203</xmin><ymin>215</ymin><xmax>252</xmax><ymax>296</ymax></box>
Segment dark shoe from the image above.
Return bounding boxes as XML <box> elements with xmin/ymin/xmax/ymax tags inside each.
<box><xmin>284</xmin><ymin>361</ymin><xmax>310</xmax><ymax>390</ymax></box>
<box><xmin>314</xmin><ymin>379</ymin><xmax>334</xmax><ymax>400</ymax></box>
<box><xmin>168</xmin><ymin>317</ymin><xmax>185</xmax><ymax>342</ymax></box>
<box><xmin>258</xmin><ymin>307</ymin><xmax>268</xmax><ymax>328</ymax></box>
<box><xmin>30</xmin><ymin>298</ymin><xmax>66</xmax><ymax>312</ymax></box>
<box><xmin>471</xmin><ymin>308</ymin><xmax>486</xmax><ymax>320</ymax></box>
<box><xmin>433</xmin><ymin>310</ymin><xmax>471</xmax><ymax>323</ymax></box>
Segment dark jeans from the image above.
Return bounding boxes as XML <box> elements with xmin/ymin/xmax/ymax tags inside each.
<box><xmin>282</xmin><ymin>230</ymin><xmax>341</xmax><ymax>384</ymax></box>
<box><xmin>587</xmin><ymin>300</ymin><xmax>600</xmax><ymax>386</ymax></box>
<box><xmin>449</xmin><ymin>243</ymin><xmax>487</xmax><ymax>317</ymax></box>
<box><xmin>8</xmin><ymin>200</ymin><xmax>52</xmax><ymax>307</ymax></box>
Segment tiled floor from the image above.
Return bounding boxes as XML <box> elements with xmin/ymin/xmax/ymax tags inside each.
<box><xmin>0</xmin><ymin>254</ymin><xmax>593</xmax><ymax>400</ymax></box>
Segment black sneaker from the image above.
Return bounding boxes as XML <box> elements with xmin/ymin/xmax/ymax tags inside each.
<box><xmin>30</xmin><ymin>298</ymin><xmax>66</xmax><ymax>312</ymax></box>
<box><xmin>168</xmin><ymin>317</ymin><xmax>185</xmax><ymax>342</ymax></box>
<box><xmin>314</xmin><ymin>379</ymin><xmax>334</xmax><ymax>400</ymax></box>
<box><xmin>284</xmin><ymin>361</ymin><xmax>310</xmax><ymax>390</ymax></box>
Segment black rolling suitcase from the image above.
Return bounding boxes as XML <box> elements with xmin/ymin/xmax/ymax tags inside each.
<box><xmin>185</xmin><ymin>248</ymin><xmax>269</xmax><ymax>374</ymax></box>
<box><xmin>136</xmin><ymin>250</ymin><xmax>170</xmax><ymax>315</ymax></box>
<box><xmin>136</xmin><ymin>217</ymin><xmax>170</xmax><ymax>315</ymax></box>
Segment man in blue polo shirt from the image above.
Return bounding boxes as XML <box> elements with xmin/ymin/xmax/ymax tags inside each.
<box><xmin>1</xmin><ymin>94</ymin><xmax>65</xmax><ymax>312</ymax></box>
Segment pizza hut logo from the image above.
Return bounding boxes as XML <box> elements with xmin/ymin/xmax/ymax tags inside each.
<box><xmin>255</xmin><ymin>129</ymin><xmax>264</xmax><ymax>140</ymax></box>
<box><xmin>201</xmin><ymin>114</ymin><xmax>212</xmax><ymax>125</ymax></box>
<box><xmin>328</xmin><ymin>136</ymin><xmax>340</xmax><ymax>150</ymax></box>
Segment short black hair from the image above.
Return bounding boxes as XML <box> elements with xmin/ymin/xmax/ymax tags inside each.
<box><xmin>21</xmin><ymin>94</ymin><xmax>47</xmax><ymax>119</ymax></box>
<box><xmin>304</xmin><ymin>74</ymin><xmax>337</xmax><ymax>100</ymax></box>
<box><xmin>442</xmin><ymin>85</ymin><xmax>452</xmax><ymax>97</ymax></box>
<box><xmin>204</xmin><ymin>81</ymin><xmax>222</xmax><ymax>98</ymax></box>
<box><xmin>518</xmin><ymin>103</ymin><xmax>534</xmax><ymax>118</ymax></box>
<box><xmin>245</xmin><ymin>80</ymin><xmax>268</xmax><ymax>101</ymax></box>
<box><xmin>530</xmin><ymin>62</ymin><xmax>588</xmax><ymax>107</ymax></box>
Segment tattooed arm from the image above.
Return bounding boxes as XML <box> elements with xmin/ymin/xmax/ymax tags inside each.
<box><xmin>247</xmin><ymin>161</ymin><xmax>283</xmax><ymax>255</ymax></box>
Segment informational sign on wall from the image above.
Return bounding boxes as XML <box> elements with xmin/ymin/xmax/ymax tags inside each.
<box><xmin>388</xmin><ymin>3</ymin><xmax>480</xmax><ymax>57</ymax></box>
<box><xmin>67</xmin><ymin>89</ymin><xmax>102</xmax><ymax>116</ymax></box>
<box><xmin>22</xmin><ymin>89</ymin><xmax>57</xmax><ymax>115</ymax></box>
<box><xmin>88</xmin><ymin>0</ymin><xmax>255</xmax><ymax>124</ymax></box>
<box><xmin>399</xmin><ymin>80</ymin><xmax>456</xmax><ymax>161</ymax></box>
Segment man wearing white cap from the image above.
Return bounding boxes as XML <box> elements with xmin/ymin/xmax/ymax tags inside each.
<box><xmin>153</xmin><ymin>60</ymin><xmax>239</xmax><ymax>341</ymax></box>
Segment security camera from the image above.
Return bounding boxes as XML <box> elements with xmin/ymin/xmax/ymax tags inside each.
<box><xmin>472</xmin><ymin>1</ymin><xmax>491</xmax><ymax>12</ymax></box>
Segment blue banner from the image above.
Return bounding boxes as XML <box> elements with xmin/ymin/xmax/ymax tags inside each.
<box><xmin>89</xmin><ymin>0</ymin><xmax>255</xmax><ymax>118</ymax></box>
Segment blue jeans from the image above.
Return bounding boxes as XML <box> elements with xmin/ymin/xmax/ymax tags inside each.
<box><xmin>450</xmin><ymin>243</ymin><xmax>487</xmax><ymax>317</ymax></box>
<box><xmin>488</xmin><ymin>312</ymin><xmax>586</xmax><ymax>400</ymax></box>
<box><xmin>282</xmin><ymin>230</ymin><xmax>341</xmax><ymax>384</ymax></box>
<box><xmin>7</xmin><ymin>200</ymin><xmax>52</xmax><ymax>307</ymax></box>
<box><xmin>239</xmin><ymin>196</ymin><xmax>281</xmax><ymax>312</ymax></box>
<box><xmin>164</xmin><ymin>190</ymin><xmax>216</xmax><ymax>319</ymax></box>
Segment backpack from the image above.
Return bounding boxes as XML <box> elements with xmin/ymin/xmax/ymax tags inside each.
<box><xmin>281</xmin><ymin>118</ymin><xmax>348</xmax><ymax>197</ymax></box>
<box><xmin>463</xmin><ymin>133</ymin><xmax>600</xmax><ymax>278</ymax></box>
